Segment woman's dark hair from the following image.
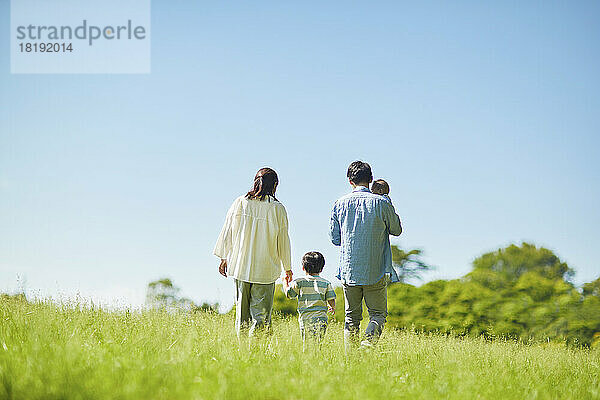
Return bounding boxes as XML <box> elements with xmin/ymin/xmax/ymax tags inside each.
<box><xmin>302</xmin><ymin>251</ymin><xmax>325</xmax><ymax>274</ymax></box>
<box><xmin>347</xmin><ymin>161</ymin><xmax>373</xmax><ymax>185</ymax></box>
<box><xmin>246</xmin><ymin>167</ymin><xmax>279</xmax><ymax>201</ymax></box>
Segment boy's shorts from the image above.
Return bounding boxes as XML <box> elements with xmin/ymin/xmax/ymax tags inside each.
<box><xmin>300</xmin><ymin>316</ymin><xmax>328</xmax><ymax>341</ymax></box>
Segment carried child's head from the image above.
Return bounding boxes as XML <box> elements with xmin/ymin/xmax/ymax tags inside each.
<box><xmin>302</xmin><ymin>251</ymin><xmax>325</xmax><ymax>275</ymax></box>
<box><xmin>371</xmin><ymin>179</ymin><xmax>389</xmax><ymax>195</ymax></box>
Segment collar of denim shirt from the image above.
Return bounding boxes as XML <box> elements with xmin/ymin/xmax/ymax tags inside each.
<box><xmin>352</xmin><ymin>185</ymin><xmax>371</xmax><ymax>193</ymax></box>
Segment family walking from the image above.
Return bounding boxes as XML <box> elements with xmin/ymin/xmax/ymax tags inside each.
<box><xmin>213</xmin><ymin>161</ymin><xmax>403</xmax><ymax>350</ymax></box>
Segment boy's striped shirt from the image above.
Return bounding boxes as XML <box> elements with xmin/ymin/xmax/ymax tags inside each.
<box><xmin>285</xmin><ymin>275</ymin><xmax>336</xmax><ymax>326</ymax></box>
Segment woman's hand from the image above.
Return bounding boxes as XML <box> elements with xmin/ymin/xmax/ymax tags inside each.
<box><xmin>218</xmin><ymin>259</ymin><xmax>228</xmax><ymax>277</ymax></box>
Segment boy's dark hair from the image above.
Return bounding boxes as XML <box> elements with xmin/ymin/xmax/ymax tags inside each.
<box><xmin>302</xmin><ymin>251</ymin><xmax>325</xmax><ymax>274</ymax></box>
<box><xmin>371</xmin><ymin>179</ymin><xmax>389</xmax><ymax>195</ymax></box>
<box><xmin>347</xmin><ymin>161</ymin><xmax>373</xmax><ymax>185</ymax></box>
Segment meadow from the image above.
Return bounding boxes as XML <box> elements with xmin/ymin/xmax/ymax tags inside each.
<box><xmin>1</xmin><ymin>297</ymin><xmax>599</xmax><ymax>400</ymax></box>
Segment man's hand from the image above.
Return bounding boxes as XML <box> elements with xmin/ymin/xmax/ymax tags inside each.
<box><xmin>218</xmin><ymin>259</ymin><xmax>228</xmax><ymax>277</ymax></box>
<box><xmin>284</xmin><ymin>270</ymin><xmax>293</xmax><ymax>284</ymax></box>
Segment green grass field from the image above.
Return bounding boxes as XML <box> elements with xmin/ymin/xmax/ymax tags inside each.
<box><xmin>1</xmin><ymin>298</ymin><xmax>599</xmax><ymax>400</ymax></box>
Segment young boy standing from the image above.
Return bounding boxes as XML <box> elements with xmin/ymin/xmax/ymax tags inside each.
<box><xmin>283</xmin><ymin>252</ymin><xmax>336</xmax><ymax>350</ymax></box>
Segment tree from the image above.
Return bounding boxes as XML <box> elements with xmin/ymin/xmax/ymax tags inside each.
<box><xmin>145</xmin><ymin>278</ymin><xmax>218</xmax><ymax>312</ymax></box>
<box><xmin>471</xmin><ymin>242</ymin><xmax>574</xmax><ymax>282</ymax></box>
<box><xmin>146</xmin><ymin>278</ymin><xmax>181</xmax><ymax>308</ymax></box>
<box><xmin>391</xmin><ymin>245</ymin><xmax>433</xmax><ymax>283</ymax></box>
<box><xmin>386</xmin><ymin>242</ymin><xmax>600</xmax><ymax>346</ymax></box>
<box><xmin>583</xmin><ymin>277</ymin><xmax>600</xmax><ymax>298</ymax></box>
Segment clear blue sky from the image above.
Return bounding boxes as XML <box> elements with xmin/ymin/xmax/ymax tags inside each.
<box><xmin>1</xmin><ymin>1</ymin><xmax>599</xmax><ymax>309</ymax></box>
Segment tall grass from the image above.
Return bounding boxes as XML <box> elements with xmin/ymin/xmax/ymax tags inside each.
<box><xmin>1</xmin><ymin>297</ymin><xmax>599</xmax><ymax>400</ymax></box>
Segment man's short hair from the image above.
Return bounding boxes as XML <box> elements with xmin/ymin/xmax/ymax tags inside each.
<box><xmin>347</xmin><ymin>161</ymin><xmax>373</xmax><ymax>185</ymax></box>
<box><xmin>302</xmin><ymin>251</ymin><xmax>325</xmax><ymax>274</ymax></box>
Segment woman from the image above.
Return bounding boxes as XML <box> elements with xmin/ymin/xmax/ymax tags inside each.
<box><xmin>214</xmin><ymin>167</ymin><xmax>292</xmax><ymax>336</ymax></box>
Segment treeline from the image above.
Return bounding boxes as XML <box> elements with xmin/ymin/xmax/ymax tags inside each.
<box><xmin>274</xmin><ymin>243</ymin><xmax>600</xmax><ymax>347</ymax></box>
<box><xmin>146</xmin><ymin>278</ymin><xmax>219</xmax><ymax>313</ymax></box>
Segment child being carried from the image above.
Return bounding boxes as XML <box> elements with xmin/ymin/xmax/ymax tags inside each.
<box><xmin>371</xmin><ymin>178</ymin><xmax>391</xmax><ymax>201</ymax></box>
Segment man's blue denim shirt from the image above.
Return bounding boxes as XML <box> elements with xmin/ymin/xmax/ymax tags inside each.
<box><xmin>330</xmin><ymin>186</ymin><xmax>403</xmax><ymax>286</ymax></box>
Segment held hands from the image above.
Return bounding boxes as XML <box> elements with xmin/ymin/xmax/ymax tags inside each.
<box><xmin>218</xmin><ymin>259</ymin><xmax>227</xmax><ymax>277</ymax></box>
<box><xmin>283</xmin><ymin>270</ymin><xmax>293</xmax><ymax>286</ymax></box>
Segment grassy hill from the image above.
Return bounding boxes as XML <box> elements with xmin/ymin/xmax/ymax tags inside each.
<box><xmin>1</xmin><ymin>297</ymin><xmax>599</xmax><ymax>400</ymax></box>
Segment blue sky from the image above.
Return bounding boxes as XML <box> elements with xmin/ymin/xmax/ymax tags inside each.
<box><xmin>1</xmin><ymin>1</ymin><xmax>599</xmax><ymax>309</ymax></box>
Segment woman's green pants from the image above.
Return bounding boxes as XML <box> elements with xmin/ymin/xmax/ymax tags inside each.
<box><xmin>234</xmin><ymin>279</ymin><xmax>275</xmax><ymax>337</ymax></box>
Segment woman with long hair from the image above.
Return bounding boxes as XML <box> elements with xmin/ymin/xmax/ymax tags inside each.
<box><xmin>214</xmin><ymin>167</ymin><xmax>292</xmax><ymax>337</ymax></box>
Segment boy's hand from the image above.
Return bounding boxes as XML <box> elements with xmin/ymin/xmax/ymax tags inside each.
<box><xmin>327</xmin><ymin>300</ymin><xmax>336</xmax><ymax>314</ymax></box>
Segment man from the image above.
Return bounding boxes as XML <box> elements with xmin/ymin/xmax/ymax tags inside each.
<box><xmin>330</xmin><ymin>161</ymin><xmax>402</xmax><ymax>350</ymax></box>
